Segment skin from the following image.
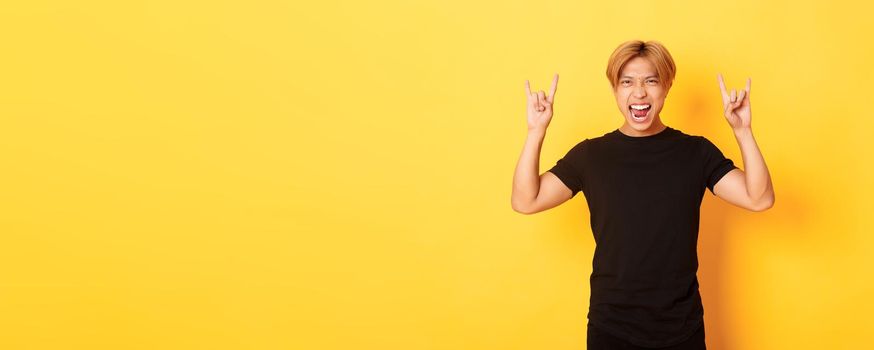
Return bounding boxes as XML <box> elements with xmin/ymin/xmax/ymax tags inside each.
<box><xmin>511</xmin><ymin>64</ymin><xmax>775</xmax><ymax>214</ymax></box>
<box><xmin>711</xmin><ymin>74</ymin><xmax>775</xmax><ymax>211</ymax></box>
<box><xmin>614</xmin><ymin>57</ymin><xmax>668</xmax><ymax>137</ymax></box>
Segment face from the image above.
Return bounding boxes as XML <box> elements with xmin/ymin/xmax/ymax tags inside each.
<box><xmin>613</xmin><ymin>56</ymin><xmax>668</xmax><ymax>136</ymax></box>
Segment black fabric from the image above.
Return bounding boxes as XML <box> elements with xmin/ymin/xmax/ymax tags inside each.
<box><xmin>547</xmin><ymin>126</ymin><xmax>736</xmax><ymax>348</ymax></box>
<box><xmin>588</xmin><ymin>321</ymin><xmax>706</xmax><ymax>349</ymax></box>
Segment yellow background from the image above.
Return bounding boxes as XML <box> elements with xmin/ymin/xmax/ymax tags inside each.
<box><xmin>1</xmin><ymin>0</ymin><xmax>872</xmax><ymax>349</ymax></box>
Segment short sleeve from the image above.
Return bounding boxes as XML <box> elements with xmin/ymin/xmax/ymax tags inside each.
<box><xmin>699</xmin><ymin>136</ymin><xmax>738</xmax><ymax>194</ymax></box>
<box><xmin>547</xmin><ymin>141</ymin><xmax>586</xmax><ymax>196</ymax></box>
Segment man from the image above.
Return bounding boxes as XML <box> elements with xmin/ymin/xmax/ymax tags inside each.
<box><xmin>510</xmin><ymin>40</ymin><xmax>775</xmax><ymax>349</ymax></box>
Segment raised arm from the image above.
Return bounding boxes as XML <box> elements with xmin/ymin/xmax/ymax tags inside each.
<box><xmin>712</xmin><ymin>74</ymin><xmax>775</xmax><ymax>212</ymax></box>
<box><xmin>511</xmin><ymin>74</ymin><xmax>575</xmax><ymax>214</ymax></box>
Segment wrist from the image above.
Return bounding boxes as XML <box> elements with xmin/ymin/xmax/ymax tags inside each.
<box><xmin>733</xmin><ymin>127</ymin><xmax>753</xmax><ymax>138</ymax></box>
<box><xmin>527</xmin><ymin>127</ymin><xmax>547</xmax><ymax>138</ymax></box>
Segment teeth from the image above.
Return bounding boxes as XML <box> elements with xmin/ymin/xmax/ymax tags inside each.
<box><xmin>630</xmin><ymin>104</ymin><xmax>651</xmax><ymax>110</ymax></box>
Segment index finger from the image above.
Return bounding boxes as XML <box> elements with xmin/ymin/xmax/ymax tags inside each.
<box><xmin>717</xmin><ymin>74</ymin><xmax>729</xmax><ymax>101</ymax></box>
<box><xmin>525</xmin><ymin>80</ymin><xmax>532</xmax><ymax>97</ymax></box>
<box><xmin>548</xmin><ymin>73</ymin><xmax>559</xmax><ymax>103</ymax></box>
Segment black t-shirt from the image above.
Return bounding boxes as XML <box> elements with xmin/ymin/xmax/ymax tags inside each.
<box><xmin>547</xmin><ymin>126</ymin><xmax>737</xmax><ymax>348</ymax></box>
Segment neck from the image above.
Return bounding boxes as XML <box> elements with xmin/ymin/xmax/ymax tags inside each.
<box><xmin>619</xmin><ymin>117</ymin><xmax>667</xmax><ymax>137</ymax></box>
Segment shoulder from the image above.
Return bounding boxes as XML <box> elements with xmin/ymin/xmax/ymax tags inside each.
<box><xmin>666</xmin><ymin>127</ymin><xmax>702</xmax><ymax>142</ymax></box>
<box><xmin>563</xmin><ymin>138</ymin><xmax>591</xmax><ymax>157</ymax></box>
<box><xmin>668</xmin><ymin>128</ymin><xmax>715</xmax><ymax>151</ymax></box>
<box><xmin>578</xmin><ymin>130</ymin><xmax>615</xmax><ymax>148</ymax></box>
<box><xmin>556</xmin><ymin>134</ymin><xmax>600</xmax><ymax>163</ymax></box>
<box><xmin>678</xmin><ymin>132</ymin><xmax>731</xmax><ymax>162</ymax></box>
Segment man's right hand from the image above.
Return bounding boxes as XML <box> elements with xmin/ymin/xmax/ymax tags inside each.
<box><xmin>525</xmin><ymin>73</ymin><xmax>559</xmax><ymax>133</ymax></box>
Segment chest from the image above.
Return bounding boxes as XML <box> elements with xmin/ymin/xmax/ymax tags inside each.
<box><xmin>582</xmin><ymin>143</ymin><xmax>705</xmax><ymax>207</ymax></box>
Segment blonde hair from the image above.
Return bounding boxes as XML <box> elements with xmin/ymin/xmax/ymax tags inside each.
<box><xmin>606</xmin><ymin>40</ymin><xmax>676</xmax><ymax>91</ymax></box>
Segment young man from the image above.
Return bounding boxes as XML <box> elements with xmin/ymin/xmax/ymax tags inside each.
<box><xmin>510</xmin><ymin>40</ymin><xmax>775</xmax><ymax>349</ymax></box>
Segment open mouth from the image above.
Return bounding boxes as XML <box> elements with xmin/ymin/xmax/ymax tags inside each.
<box><xmin>628</xmin><ymin>104</ymin><xmax>651</xmax><ymax>122</ymax></box>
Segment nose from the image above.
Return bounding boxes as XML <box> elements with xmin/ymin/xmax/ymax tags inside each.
<box><xmin>633</xmin><ymin>83</ymin><xmax>647</xmax><ymax>98</ymax></box>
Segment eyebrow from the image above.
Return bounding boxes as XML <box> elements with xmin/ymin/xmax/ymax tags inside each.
<box><xmin>621</xmin><ymin>75</ymin><xmax>659</xmax><ymax>79</ymax></box>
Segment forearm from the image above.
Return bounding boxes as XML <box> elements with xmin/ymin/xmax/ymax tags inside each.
<box><xmin>511</xmin><ymin>129</ymin><xmax>546</xmax><ymax>211</ymax></box>
<box><xmin>733</xmin><ymin>127</ymin><xmax>774</xmax><ymax>204</ymax></box>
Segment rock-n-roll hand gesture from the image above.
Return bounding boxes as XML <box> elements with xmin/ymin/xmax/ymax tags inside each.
<box><xmin>525</xmin><ymin>73</ymin><xmax>559</xmax><ymax>132</ymax></box>
<box><xmin>717</xmin><ymin>73</ymin><xmax>752</xmax><ymax>130</ymax></box>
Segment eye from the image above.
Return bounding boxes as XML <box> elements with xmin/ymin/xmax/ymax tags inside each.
<box><xmin>647</xmin><ymin>79</ymin><xmax>658</xmax><ymax>85</ymax></box>
<box><xmin>621</xmin><ymin>80</ymin><xmax>631</xmax><ymax>85</ymax></box>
